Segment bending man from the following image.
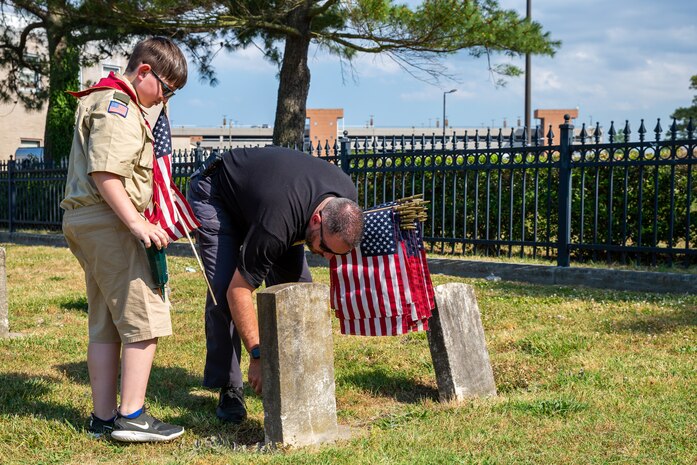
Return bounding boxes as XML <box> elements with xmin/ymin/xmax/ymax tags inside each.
<box><xmin>188</xmin><ymin>146</ymin><xmax>363</xmax><ymax>423</ymax></box>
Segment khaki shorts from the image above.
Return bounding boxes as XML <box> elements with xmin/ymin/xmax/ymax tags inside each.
<box><xmin>63</xmin><ymin>203</ymin><xmax>172</xmax><ymax>344</ymax></box>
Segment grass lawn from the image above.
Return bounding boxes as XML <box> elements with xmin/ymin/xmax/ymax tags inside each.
<box><xmin>0</xmin><ymin>244</ymin><xmax>695</xmax><ymax>465</ymax></box>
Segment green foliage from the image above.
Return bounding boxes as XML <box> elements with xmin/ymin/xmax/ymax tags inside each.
<box><xmin>1</xmin><ymin>0</ymin><xmax>561</xmax><ymax>153</ymax></box>
<box><xmin>44</xmin><ymin>46</ymin><xmax>80</xmax><ymax>162</ymax></box>
<box><xmin>671</xmin><ymin>74</ymin><xmax>697</xmax><ymax>134</ymax></box>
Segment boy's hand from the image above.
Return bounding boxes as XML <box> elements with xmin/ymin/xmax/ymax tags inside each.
<box><xmin>129</xmin><ymin>219</ymin><xmax>170</xmax><ymax>249</ymax></box>
<box><xmin>91</xmin><ymin>171</ymin><xmax>171</xmax><ymax>249</ymax></box>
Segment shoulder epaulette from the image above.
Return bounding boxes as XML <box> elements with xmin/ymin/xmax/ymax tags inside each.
<box><xmin>112</xmin><ymin>91</ymin><xmax>131</xmax><ymax>105</ymax></box>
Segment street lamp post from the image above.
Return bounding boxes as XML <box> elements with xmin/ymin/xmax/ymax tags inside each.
<box><xmin>443</xmin><ymin>89</ymin><xmax>457</xmax><ymax>145</ymax></box>
<box><xmin>524</xmin><ymin>0</ymin><xmax>532</xmax><ymax>144</ymax></box>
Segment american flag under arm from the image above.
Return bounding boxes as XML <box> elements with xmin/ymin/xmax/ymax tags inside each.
<box><xmin>144</xmin><ymin>109</ymin><xmax>201</xmax><ymax>240</ymax></box>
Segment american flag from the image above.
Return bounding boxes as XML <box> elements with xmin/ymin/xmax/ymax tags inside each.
<box><xmin>144</xmin><ymin>109</ymin><xmax>200</xmax><ymax>240</ymax></box>
<box><xmin>329</xmin><ymin>204</ymin><xmax>434</xmax><ymax>336</ymax></box>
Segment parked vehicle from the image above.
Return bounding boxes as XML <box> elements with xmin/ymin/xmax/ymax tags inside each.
<box><xmin>14</xmin><ymin>147</ymin><xmax>44</xmax><ymax>164</ymax></box>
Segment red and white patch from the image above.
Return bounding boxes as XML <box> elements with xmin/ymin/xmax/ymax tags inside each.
<box><xmin>107</xmin><ymin>100</ymin><xmax>129</xmax><ymax>118</ymax></box>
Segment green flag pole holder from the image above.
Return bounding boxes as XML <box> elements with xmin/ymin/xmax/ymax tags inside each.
<box><xmin>144</xmin><ymin>244</ymin><xmax>168</xmax><ymax>302</ymax></box>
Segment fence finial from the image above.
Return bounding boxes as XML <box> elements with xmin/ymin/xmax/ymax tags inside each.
<box><xmin>608</xmin><ymin>121</ymin><xmax>616</xmax><ymax>143</ymax></box>
<box><xmin>521</xmin><ymin>127</ymin><xmax>528</xmax><ymax>147</ymax></box>
<box><xmin>623</xmin><ymin>120</ymin><xmax>631</xmax><ymax>141</ymax></box>
<box><xmin>670</xmin><ymin>118</ymin><xmax>678</xmax><ymax>140</ymax></box>
<box><xmin>546</xmin><ymin>125</ymin><xmax>554</xmax><ymax>145</ymax></box>
<box><xmin>594</xmin><ymin>122</ymin><xmax>602</xmax><ymax>144</ymax></box>
<box><xmin>638</xmin><ymin>119</ymin><xmax>646</xmax><ymax>142</ymax></box>
<box><xmin>654</xmin><ymin>118</ymin><xmax>662</xmax><ymax>141</ymax></box>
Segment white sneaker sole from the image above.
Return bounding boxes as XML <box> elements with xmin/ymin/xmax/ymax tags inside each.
<box><xmin>110</xmin><ymin>428</ymin><xmax>185</xmax><ymax>442</ymax></box>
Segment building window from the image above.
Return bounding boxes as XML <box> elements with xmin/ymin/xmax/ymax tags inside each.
<box><xmin>18</xmin><ymin>54</ymin><xmax>41</xmax><ymax>95</ymax></box>
<box><xmin>20</xmin><ymin>139</ymin><xmax>41</xmax><ymax>148</ymax></box>
<box><xmin>102</xmin><ymin>64</ymin><xmax>121</xmax><ymax>77</ymax></box>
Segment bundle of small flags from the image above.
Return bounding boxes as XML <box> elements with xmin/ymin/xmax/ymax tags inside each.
<box><xmin>329</xmin><ymin>195</ymin><xmax>435</xmax><ymax>336</ymax></box>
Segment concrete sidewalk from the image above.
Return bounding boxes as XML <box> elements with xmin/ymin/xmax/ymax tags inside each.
<box><xmin>1</xmin><ymin>232</ymin><xmax>694</xmax><ymax>295</ymax></box>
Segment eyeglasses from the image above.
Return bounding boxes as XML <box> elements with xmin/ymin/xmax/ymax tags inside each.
<box><xmin>150</xmin><ymin>69</ymin><xmax>176</xmax><ymax>99</ymax></box>
<box><xmin>318</xmin><ymin>211</ymin><xmax>350</xmax><ymax>256</ymax></box>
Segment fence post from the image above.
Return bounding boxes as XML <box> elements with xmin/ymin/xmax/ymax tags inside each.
<box><xmin>339</xmin><ymin>130</ymin><xmax>350</xmax><ymax>175</ymax></box>
<box><xmin>7</xmin><ymin>156</ymin><xmax>15</xmax><ymax>233</ymax></box>
<box><xmin>557</xmin><ymin>115</ymin><xmax>574</xmax><ymax>267</ymax></box>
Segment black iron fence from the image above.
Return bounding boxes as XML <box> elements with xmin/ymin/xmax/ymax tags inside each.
<box><xmin>1</xmin><ymin>116</ymin><xmax>695</xmax><ymax>267</ymax></box>
<box><xmin>332</xmin><ymin>117</ymin><xmax>697</xmax><ymax>266</ymax></box>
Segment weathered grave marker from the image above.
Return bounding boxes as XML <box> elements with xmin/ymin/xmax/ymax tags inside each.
<box><xmin>427</xmin><ymin>282</ymin><xmax>497</xmax><ymax>401</ymax></box>
<box><xmin>257</xmin><ymin>282</ymin><xmax>339</xmax><ymax>447</ymax></box>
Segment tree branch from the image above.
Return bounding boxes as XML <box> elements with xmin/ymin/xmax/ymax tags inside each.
<box><xmin>308</xmin><ymin>0</ymin><xmax>339</xmax><ymax>18</ymax></box>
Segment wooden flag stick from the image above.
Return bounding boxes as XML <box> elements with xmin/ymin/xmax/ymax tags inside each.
<box><xmin>183</xmin><ymin>228</ymin><xmax>218</xmax><ymax>306</ymax></box>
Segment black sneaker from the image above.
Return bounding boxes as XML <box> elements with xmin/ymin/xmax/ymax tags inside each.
<box><xmin>111</xmin><ymin>407</ymin><xmax>184</xmax><ymax>443</ymax></box>
<box><xmin>216</xmin><ymin>386</ymin><xmax>247</xmax><ymax>424</ymax></box>
<box><xmin>88</xmin><ymin>413</ymin><xmax>114</xmax><ymax>438</ymax></box>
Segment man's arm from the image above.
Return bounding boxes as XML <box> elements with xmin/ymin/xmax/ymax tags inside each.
<box><xmin>92</xmin><ymin>171</ymin><xmax>170</xmax><ymax>249</ymax></box>
<box><xmin>227</xmin><ymin>269</ymin><xmax>262</xmax><ymax>394</ymax></box>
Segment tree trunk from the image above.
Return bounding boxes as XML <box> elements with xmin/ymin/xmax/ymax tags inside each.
<box><xmin>272</xmin><ymin>6</ymin><xmax>312</xmax><ymax>148</ymax></box>
<box><xmin>43</xmin><ymin>35</ymin><xmax>79</xmax><ymax>164</ymax></box>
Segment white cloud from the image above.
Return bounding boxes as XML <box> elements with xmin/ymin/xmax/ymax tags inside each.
<box><xmin>213</xmin><ymin>46</ymin><xmax>277</xmax><ymax>73</ymax></box>
<box><xmin>398</xmin><ymin>86</ymin><xmax>475</xmax><ymax>103</ymax></box>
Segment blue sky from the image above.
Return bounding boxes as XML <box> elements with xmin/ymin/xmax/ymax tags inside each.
<box><xmin>168</xmin><ymin>0</ymin><xmax>697</xmax><ymax>132</ymax></box>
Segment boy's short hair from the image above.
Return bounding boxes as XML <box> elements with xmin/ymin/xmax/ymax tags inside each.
<box><xmin>126</xmin><ymin>37</ymin><xmax>188</xmax><ymax>90</ymax></box>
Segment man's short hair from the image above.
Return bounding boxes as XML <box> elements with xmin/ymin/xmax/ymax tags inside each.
<box><xmin>126</xmin><ymin>37</ymin><xmax>188</xmax><ymax>90</ymax></box>
<box><xmin>322</xmin><ymin>198</ymin><xmax>364</xmax><ymax>248</ymax></box>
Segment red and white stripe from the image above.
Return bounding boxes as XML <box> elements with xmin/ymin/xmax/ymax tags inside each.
<box><xmin>145</xmin><ymin>154</ymin><xmax>200</xmax><ymax>241</ymax></box>
<box><xmin>329</xmin><ymin>242</ymin><xmax>433</xmax><ymax>337</ymax></box>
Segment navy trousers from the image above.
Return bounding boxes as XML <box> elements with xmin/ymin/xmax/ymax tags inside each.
<box><xmin>188</xmin><ymin>170</ymin><xmax>312</xmax><ymax>389</ymax></box>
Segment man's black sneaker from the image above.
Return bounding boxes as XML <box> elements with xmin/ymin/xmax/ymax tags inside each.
<box><xmin>88</xmin><ymin>413</ymin><xmax>114</xmax><ymax>438</ymax></box>
<box><xmin>216</xmin><ymin>386</ymin><xmax>247</xmax><ymax>424</ymax></box>
<box><xmin>110</xmin><ymin>407</ymin><xmax>184</xmax><ymax>443</ymax></box>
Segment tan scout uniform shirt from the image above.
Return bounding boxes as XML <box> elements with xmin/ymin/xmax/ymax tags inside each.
<box><xmin>60</xmin><ymin>74</ymin><xmax>155</xmax><ymax>212</ymax></box>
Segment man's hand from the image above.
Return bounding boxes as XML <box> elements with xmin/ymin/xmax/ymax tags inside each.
<box><xmin>248</xmin><ymin>358</ymin><xmax>262</xmax><ymax>394</ymax></box>
<box><xmin>227</xmin><ymin>270</ymin><xmax>261</xmax><ymax>393</ymax></box>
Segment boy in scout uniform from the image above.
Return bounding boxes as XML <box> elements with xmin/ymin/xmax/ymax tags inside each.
<box><xmin>61</xmin><ymin>37</ymin><xmax>187</xmax><ymax>442</ymax></box>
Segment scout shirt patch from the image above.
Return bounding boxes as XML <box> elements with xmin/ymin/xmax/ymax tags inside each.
<box><xmin>107</xmin><ymin>100</ymin><xmax>129</xmax><ymax>118</ymax></box>
<box><xmin>112</xmin><ymin>91</ymin><xmax>131</xmax><ymax>105</ymax></box>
